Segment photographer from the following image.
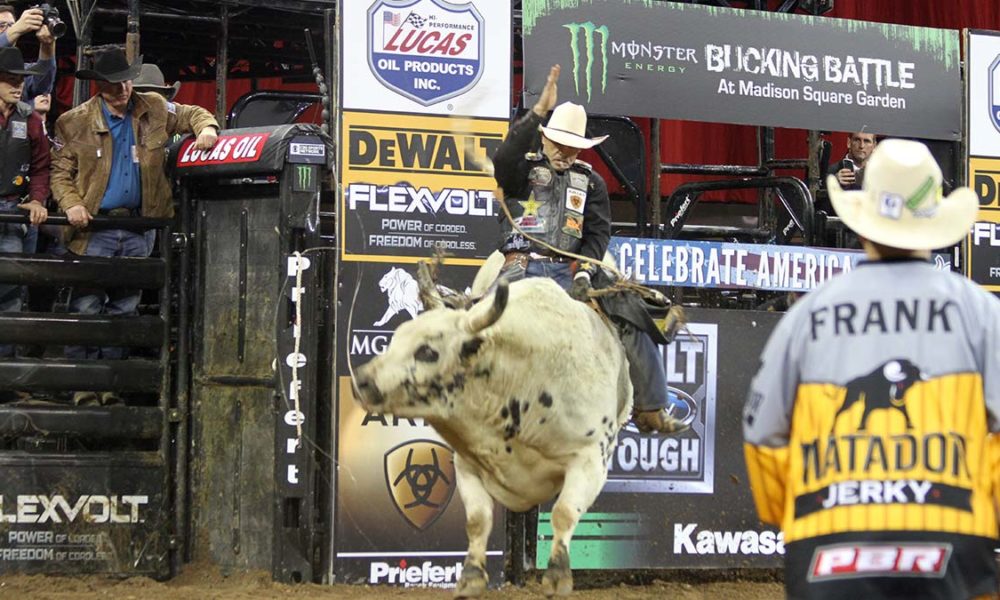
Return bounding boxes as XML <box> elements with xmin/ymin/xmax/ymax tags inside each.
<box><xmin>828</xmin><ymin>130</ymin><xmax>877</xmax><ymax>191</ymax></box>
<box><xmin>0</xmin><ymin>5</ymin><xmax>55</xmax><ymax>98</ymax></box>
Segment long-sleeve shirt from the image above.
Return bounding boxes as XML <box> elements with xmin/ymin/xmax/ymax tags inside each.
<box><xmin>0</xmin><ymin>108</ymin><xmax>50</xmax><ymax>203</ymax></box>
<box><xmin>492</xmin><ymin>111</ymin><xmax>611</xmax><ymax>261</ymax></box>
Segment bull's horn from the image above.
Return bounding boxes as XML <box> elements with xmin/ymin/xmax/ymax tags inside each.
<box><xmin>883</xmin><ymin>360</ymin><xmax>905</xmax><ymax>382</ymax></box>
<box><xmin>466</xmin><ymin>279</ymin><xmax>508</xmax><ymax>333</ymax></box>
<box><xmin>416</xmin><ymin>261</ymin><xmax>444</xmax><ymax>310</ymax></box>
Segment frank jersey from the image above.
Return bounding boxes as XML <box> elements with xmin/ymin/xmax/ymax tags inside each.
<box><xmin>743</xmin><ymin>259</ymin><xmax>1000</xmax><ymax>599</ymax></box>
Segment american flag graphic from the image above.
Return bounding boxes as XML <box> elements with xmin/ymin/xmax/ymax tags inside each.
<box><xmin>382</xmin><ymin>11</ymin><xmax>401</xmax><ymax>26</ymax></box>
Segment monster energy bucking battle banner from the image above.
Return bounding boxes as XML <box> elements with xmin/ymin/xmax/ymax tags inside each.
<box><xmin>522</xmin><ymin>0</ymin><xmax>961</xmax><ymax>140</ymax></box>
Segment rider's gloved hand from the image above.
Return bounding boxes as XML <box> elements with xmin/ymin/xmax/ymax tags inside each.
<box><xmin>569</xmin><ymin>272</ymin><xmax>592</xmax><ymax>302</ymax></box>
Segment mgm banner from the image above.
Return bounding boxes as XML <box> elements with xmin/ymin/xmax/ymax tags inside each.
<box><xmin>339</xmin><ymin>110</ymin><xmax>505</xmax><ymax>262</ymax></box>
<box><xmin>333</xmin><ymin>261</ymin><xmax>505</xmax><ymax>587</ymax></box>
<box><xmin>522</xmin><ymin>0</ymin><xmax>961</xmax><ymax>140</ymax></box>
<box><xmin>537</xmin><ymin>308</ymin><xmax>784</xmax><ymax>569</ymax></box>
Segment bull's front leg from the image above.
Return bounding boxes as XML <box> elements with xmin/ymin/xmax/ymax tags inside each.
<box><xmin>542</xmin><ymin>448</ymin><xmax>607</xmax><ymax>598</ymax></box>
<box><xmin>454</xmin><ymin>454</ymin><xmax>493</xmax><ymax>599</ymax></box>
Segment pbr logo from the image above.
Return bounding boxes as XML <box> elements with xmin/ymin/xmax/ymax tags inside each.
<box><xmin>990</xmin><ymin>54</ymin><xmax>1000</xmax><ymax>135</ymax></box>
<box><xmin>605</xmin><ymin>323</ymin><xmax>718</xmax><ymax>494</ymax></box>
<box><xmin>384</xmin><ymin>439</ymin><xmax>456</xmax><ymax>530</ymax></box>
<box><xmin>368</xmin><ymin>0</ymin><xmax>484</xmax><ymax>106</ymax></box>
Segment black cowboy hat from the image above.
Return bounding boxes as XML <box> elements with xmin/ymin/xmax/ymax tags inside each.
<box><xmin>75</xmin><ymin>49</ymin><xmax>143</xmax><ymax>83</ymax></box>
<box><xmin>133</xmin><ymin>64</ymin><xmax>180</xmax><ymax>101</ymax></box>
<box><xmin>0</xmin><ymin>47</ymin><xmax>46</xmax><ymax>77</ymax></box>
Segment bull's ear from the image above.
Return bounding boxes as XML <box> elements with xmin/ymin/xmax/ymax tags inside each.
<box><xmin>465</xmin><ymin>280</ymin><xmax>508</xmax><ymax>333</ymax></box>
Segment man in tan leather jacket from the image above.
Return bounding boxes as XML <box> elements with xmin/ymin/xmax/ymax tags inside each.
<box><xmin>50</xmin><ymin>49</ymin><xmax>218</xmax><ymax>405</ymax></box>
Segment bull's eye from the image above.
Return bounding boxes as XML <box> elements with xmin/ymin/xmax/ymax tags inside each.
<box><xmin>414</xmin><ymin>344</ymin><xmax>439</xmax><ymax>363</ymax></box>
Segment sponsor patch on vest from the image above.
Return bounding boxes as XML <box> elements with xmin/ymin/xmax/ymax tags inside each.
<box><xmin>562</xmin><ymin>213</ymin><xmax>583</xmax><ymax>238</ymax></box>
<box><xmin>11</xmin><ymin>121</ymin><xmax>27</xmax><ymax>139</ymax></box>
<box><xmin>529</xmin><ymin>166</ymin><xmax>552</xmax><ymax>186</ymax></box>
<box><xmin>565</xmin><ymin>187</ymin><xmax>587</xmax><ymax>213</ymax></box>
<box><xmin>166</xmin><ymin>102</ymin><xmax>177</xmax><ymax>115</ymax></box>
<box><xmin>515</xmin><ymin>215</ymin><xmax>546</xmax><ymax>234</ymax></box>
<box><xmin>569</xmin><ymin>171</ymin><xmax>588</xmax><ymax>189</ymax></box>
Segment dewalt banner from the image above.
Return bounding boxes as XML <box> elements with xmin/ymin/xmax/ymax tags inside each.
<box><xmin>340</xmin><ymin>110</ymin><xmax>506</xmax><ymax>263</ymax></box>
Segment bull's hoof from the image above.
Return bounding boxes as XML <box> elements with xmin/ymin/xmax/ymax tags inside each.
<box><xmin>540</xmin><ymin>568</ymin><xmax>573</xmax><ymax>597</ymax></box>
<box><xmin>454</xmin><ymin>562</ymin><xmax>487</xmax><ymax>598</ymax></box>
<box><xmin>541</xmin><ymin>543</ymin><xmax>572</xmax><ymax>597</ymax></box>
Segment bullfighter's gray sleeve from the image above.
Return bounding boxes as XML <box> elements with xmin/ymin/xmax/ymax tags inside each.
<box><xmin>742</xmin><ymin>301</ymin><xmax>806</xmax><ymax>448</ymax></box>
<box><xmin>977</xmin><ymin>287</ymin><xmax>1000</xmax><ymax>433</ymax></box>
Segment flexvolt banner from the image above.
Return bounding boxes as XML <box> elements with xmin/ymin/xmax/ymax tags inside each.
<box><xmin>537</xmin><ymin>308</ymin><xmax>785</xmax><ymax>569</ymax></box>
<box><xmin>965</xmin><ymin>31</ymin><xmax>1000</xmax><ymax>293</ymax></box>
<box><xmin>522</xmin><ymin>0</ymin><xmax>961</xmax><ymax>140</ymax></box>
<box><xmin>340</xmin><ymin>110</ymin><xmax>505</xmax><ymax>262</ymax></box>
<box><xmin>342</xmin><ymin>0</ymin><xmax>511</xmax><ymax>118</ymax></box>
<box><xmin>334</xmin><ymin>261</ymin><xmax>505</xmax><ymax>586</ymax></box>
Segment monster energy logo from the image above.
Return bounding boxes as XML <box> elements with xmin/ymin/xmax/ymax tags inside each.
<box><xmin>564</xmin><ymin>22</ymin><xmax>609</xmax><ymax>102</ymax></box>
<box><xmin>296</xmin><ymin>165</ymin><xmax>313</xmax><ymax>190</ymax></box>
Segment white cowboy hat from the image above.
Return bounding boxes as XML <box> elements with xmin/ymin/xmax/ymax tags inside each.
<box><xmin>539</xmin><ymin>102</ymin><xmax>608</xmax><ymax>149</ymax></box>
<box><xmin>827</xmin><ymin>139</ymin><xmax>978</xmax><ymax>250</ymax></box>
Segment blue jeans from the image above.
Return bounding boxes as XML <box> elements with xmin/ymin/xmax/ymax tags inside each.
<box><xmin>0</xmin><ymin>200</ymin><xmax>28</xmax><ymax>358</ymax></box>
<box><xmin>497</xmin><ymin>257</ymin><xmax>669</xmax><ymax>412</ymax></box>
<box><xmin>65</xmin><ymin>228</ymin><xmax>156</xmax><ymax>360</ymax></box>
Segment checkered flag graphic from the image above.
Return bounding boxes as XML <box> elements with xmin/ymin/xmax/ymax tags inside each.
<box><xmin>404</xmin><ymin>12</ymin><xmax>427</xmax><ymax>28</ymax></box>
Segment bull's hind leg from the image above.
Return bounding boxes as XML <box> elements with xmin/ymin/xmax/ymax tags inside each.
<box><xmin>454</xmin><ymin>454</ymin><xmax>492</xmax><ymax>599</ymax></box>
<box><xmin>542</xmin><ymin>448</ymin><xmax>607</xmax><ymax>598</ymax></box>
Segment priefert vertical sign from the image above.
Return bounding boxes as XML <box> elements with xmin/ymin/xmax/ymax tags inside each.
<box><xmin>278</xmin><ymin>254</ymin><xmax>314</xmax><ymax>489</ymax></box>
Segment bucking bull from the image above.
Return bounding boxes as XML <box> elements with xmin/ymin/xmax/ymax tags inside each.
<box><xmin>352</xmin><ymin>254</ymin><xmax>649</xmax><ymax>597</ymax></box>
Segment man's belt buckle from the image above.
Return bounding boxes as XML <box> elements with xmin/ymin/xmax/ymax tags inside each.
<box><xmin>503</xmin><ymin>252</ymin><xmax>529</xmax><ymax>270</ymax></box>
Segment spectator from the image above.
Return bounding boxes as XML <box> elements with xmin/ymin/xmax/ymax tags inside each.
<box><xmin>132</xmin><ymin>64</ymin><xmax>180</xmax><ymax>101</ymax></box>
<box><xmin>50</xmin><ymin>49</ymin><xmax>218</xmax><ymax>406</ymax></box>
<box><xmin>0</xmin><ymin>47</ymin><xmax>49</xmax><ymax>364</ymax></box>
<box><xmin>31</xmin><ymin>91</ymin><xmax>49</xmax><ymax>135</ymax></box>
<box><xmin>743</xmin><ymin>139</ymin><xmax>998</xmax><ymax>599</ymax></box>
<box><xmin>0</xmin><ymin>5</ymin><xmax>55</xmax><ymax>99</ymax></box>
<box><xmin>828</xmin><ymin>130</ymin><xmax>877</xmax><ymax>191</ymax></box>
<box><xmin>492</xmin><ymin>64</ymin><xmax>687</xmax><ymax>435</ymax></box>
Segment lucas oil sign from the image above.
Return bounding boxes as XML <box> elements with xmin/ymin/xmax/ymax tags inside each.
<box><xmin>368</xmin><ymin>0</ymin><xmax>484</xmax><ymax>106</ymax></box>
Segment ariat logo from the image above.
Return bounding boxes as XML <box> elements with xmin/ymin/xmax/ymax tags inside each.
<box><xmin>833</xmin><ymin>359</ymin><xmax>925</xmax><ymax>431</ymax></box>
<box><xmin>384</xmin><ymin>440</ymin><xmax>455</xmax><ymax>530</ymax></box>
<box><xmin>564</xmin><ymin>22</ymin><xmax>609</xmax><ymax>101</ymax></box>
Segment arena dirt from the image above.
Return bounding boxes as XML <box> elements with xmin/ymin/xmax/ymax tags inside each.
<box><xmin>0</xmin><ymin>563</ymin><xmax>784</xmax><ymax>599</ymax></box>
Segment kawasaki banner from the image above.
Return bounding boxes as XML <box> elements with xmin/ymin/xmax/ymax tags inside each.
<box><xmin>522</xmin><ymin>0</ymin><xmax>961</xmax><ymax>140</ymax></box>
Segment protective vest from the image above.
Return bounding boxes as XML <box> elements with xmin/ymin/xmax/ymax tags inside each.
<box><xmin>500</xmin><ymin>154</ymin><xmax>592</xmax><ymax>255</ymax></box>
<box><xmin>0</xmin><ymin>102</ymin><xmax>33</xmax><ymax>198</ymax></box>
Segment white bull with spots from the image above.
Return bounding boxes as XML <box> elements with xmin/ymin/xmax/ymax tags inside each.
<box><xmin>352</xmin><ymin>275</ymin><xmax>632</xmax><ymax>597</ymax></box>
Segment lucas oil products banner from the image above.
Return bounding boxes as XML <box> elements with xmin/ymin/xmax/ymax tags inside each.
<box><xmin>342</xmin><ymin>0</ymin><xmax>511</xmax><ymax>118</ymax></box>
<box><xmin>522</xmin><ymin>0</ymin><xmax>961</xmax><ymax>140</ymax></box>
<box><xmin>340</xmin><ymin>110</ymin><xmax>505</xmax><ymax>262</ymax></box>
<box><xmin>965</xmin><ymin>31</ymin><xmax>1000</xmax><ymax>294</ymax></box>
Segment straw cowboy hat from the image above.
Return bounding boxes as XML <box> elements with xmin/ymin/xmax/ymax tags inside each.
<box><xmin>133</xmin><ymin>64</ymin><xmax>181</xmax><ymax>100</ymax></box>
<box><xmin>0</xmin><ymin>47</ymin><xmax>46</xmax><ymax>76</ymax></box>
<box><xmin>827</xmin><ymin>139</ymin><xmax>978</xmax><ymax>250</ymax></box>
<box><xmin>539</xmin><ymin>102</ymin><xmax>608</xmax><ymax>149</ymax></box>
<box><xmin>75</xmin><ymin>49</ymin><xmax>142</xmax><ymax>82</ymax></box>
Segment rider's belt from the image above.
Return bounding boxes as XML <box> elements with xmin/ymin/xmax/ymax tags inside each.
<box><xmin>502</xmin><ymin>251</ymin><xmax>571</xmax><ymax>268</ymax></box>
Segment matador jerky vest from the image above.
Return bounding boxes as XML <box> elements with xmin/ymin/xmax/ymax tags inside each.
<box><xmin>0</xmin><ymin>102</ymin><xmax>32</xmax><ymax>199</ymax></box>
<box><xmin>501</xmin><ymin>153</ymin><xmax>592</xmax><ymax>255</ymax></box>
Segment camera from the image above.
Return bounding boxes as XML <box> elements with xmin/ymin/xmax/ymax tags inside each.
<box><xmin>31</xmin><ymin>3</ymin><xmax>66</xmax><ymax>39</ymax></box>
<box><xmin>843</xmin><ymin>157</ymin><xmax>856</xmax><ymax>171</ymax></box>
